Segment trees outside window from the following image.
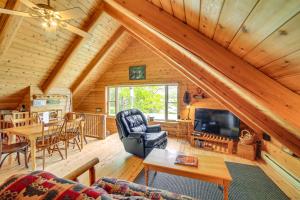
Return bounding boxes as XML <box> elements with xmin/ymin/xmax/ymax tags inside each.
<box><xmin>107</xmin><ymin>84</ymin><xmax>178</xmax><ymax>120</ymax></box>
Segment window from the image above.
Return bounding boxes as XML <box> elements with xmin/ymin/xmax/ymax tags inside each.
<box><xmin>107</xmin><ymin>84</ymin><xmax>178</xmax><ymax>120</ymax></box>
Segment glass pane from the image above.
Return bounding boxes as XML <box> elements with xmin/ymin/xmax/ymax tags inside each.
<box><xmin>133</xmin><ymin>86</ymin><xmax>165</xmax><ymax>120</ymax></box>
<box><xmin>118</xmin><ymin>87</ymin><xmax>132</xmax><ymax>111</ymax></box>
<box><xmin>168</xmin><ymin>85</ymin><xmax>178</xmax><ymax>102</ymax></box>
<box><xmin>168</xmin><ymin>102</ymin><xmax>178</xmax><ymax>120</ymax></box>
<box><xmin>108</xmin><ymin>102</ymin><xmax>116</xmax><ymax>115</ymax></box>
<box><xmin>108</xmin><ymin>87</ymin><xmax>115</xmax><ymax>101</ymax></box>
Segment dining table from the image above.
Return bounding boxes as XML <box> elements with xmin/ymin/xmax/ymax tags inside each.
<box><xmin>4</xmin><ymin>122</ymin><xmax>85</xmax><ymax>170</ymax></box>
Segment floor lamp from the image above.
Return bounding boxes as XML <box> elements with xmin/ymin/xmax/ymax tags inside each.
<box><xmin>183</xmin><ymin>91</ymin><xmax>191</xmax><ymax>120</ymax></box>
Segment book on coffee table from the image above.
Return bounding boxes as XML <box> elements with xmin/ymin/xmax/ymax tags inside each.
<box><xmin>174</xmin><ymin>155</ymin><xmax>198</xmax><ymax>167</ymax></box>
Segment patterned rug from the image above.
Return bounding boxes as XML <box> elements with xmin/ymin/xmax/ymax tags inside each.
<box><xmin>134</xmin><ymin>162</ymin><xmax>289</xmax><ymax>200</ymax></box>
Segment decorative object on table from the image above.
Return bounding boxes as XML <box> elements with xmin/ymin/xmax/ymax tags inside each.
<box><xmin>193</xmin><ymin>87</ymin><xmax>205</xmax><ymax>99</ymax></box>
<box><xmin>175</xmin><ymin>154</ymin><xmax>198</xmax><ymax>167</ymax></box>
<box><xmin>149</xmin><ymin>116</ymin><xmax>154</xmax><ymax>121</ymax></box>
<box><xmin>129</xmin><ymin>65</ymin><xmax>146</xmax><ymax>80</ymax></box>
<box><xmin>183</xmin><ymin>91</ymin><xmax>192</xmax><ymax>120</ymax></box>
<box><xmin>239</xmin><ymin>129</ymin><xmax>255</xmax><ymax>145</ymax></box>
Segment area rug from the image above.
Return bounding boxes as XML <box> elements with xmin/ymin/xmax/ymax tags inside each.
<box><xmin>134</xmin><ymin>162</ymin><xmax>289</xmax><ymax>200</ymax></box>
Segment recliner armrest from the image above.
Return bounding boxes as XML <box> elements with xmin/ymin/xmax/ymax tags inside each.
<box><xmin>128</xmin><ymin>132</ymin><xmax>145</xmax><ymax>139</ymax></box>
<box><xmin>146</xmin><ymin>124</ymin><xmax>161</xmax><ymax>133</ymax></box>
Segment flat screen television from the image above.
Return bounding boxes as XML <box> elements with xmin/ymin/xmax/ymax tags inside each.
<box><xmin>194</xmin><ymin>108</ymin><xmax>240</xmax><ymax>139</ymax></box>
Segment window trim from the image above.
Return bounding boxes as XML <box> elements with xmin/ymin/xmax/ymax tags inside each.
<box><xmin>106</xmin><ymin>83</ymin><xmax>179</xmax><ymax>121</ymax></box>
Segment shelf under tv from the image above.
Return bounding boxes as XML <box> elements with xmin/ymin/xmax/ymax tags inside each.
<box><xmin>191</xmin><ymin>131</ymin><xmax>234</xmax><ymax>154</ymax></box>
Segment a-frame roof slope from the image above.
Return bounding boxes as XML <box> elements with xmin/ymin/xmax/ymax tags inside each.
<box><xmin>0</xmin><ymin>0</ymin><xmax>299</xmax><ymax>155</ymax></box>
<box><xmin>147</xmin><ymin>0</ymin><xmax>300</xmax><ymax>95</ymax></box>
<box><xmin>103</xmin><ymin>0</ymin><xmax>300</xmax><ymax>156</ymax></box>
<box><xmin>0</xmin><ymin>0</ymin><xmax>130</xmax><ymax>109</ymax></box>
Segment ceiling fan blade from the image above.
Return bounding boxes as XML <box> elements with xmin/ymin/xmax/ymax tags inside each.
<box><xmin>57</xmin><ymin>7</ymin><xmax>85</xmax><ymax>20</ymax></box>
<box><xmin>20</xmin><ymin>0</ymin><xmax>39</xmax><ymax>9</ymax></box>
<box><xmin>0</xmin><ymin>8</ymin><xmax>32</xmax><ymax>17</ymax></box>
<box><xmin>59</xmin><ymin>22</ymin><xmax>90</xmax><ymax>38</ymax></box>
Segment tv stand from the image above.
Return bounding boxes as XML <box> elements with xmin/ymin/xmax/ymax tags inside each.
<box><xmin>191</xmin><ymin>131</ymin><xmax>234</xmax><ymax>154</ymax></box>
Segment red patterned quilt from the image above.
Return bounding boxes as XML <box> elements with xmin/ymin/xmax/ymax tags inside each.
<box><xmin>0</xmin><ymin>171</ymin><xmax>194</xmax><ymax>200</ymax></box>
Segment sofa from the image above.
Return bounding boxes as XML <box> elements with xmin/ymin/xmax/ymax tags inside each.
<box><xmin>116</xmin><ymin>109</ymin><xmax>168</xmax><ymax>158</ymax></box>
<box><xmin>0</xmin><ymin>171</ymin><xmax>194</xmax><ymax>200</ymax></box>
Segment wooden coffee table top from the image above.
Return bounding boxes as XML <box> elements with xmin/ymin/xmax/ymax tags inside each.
<box><xmin>143</xmin><ymin>149</ymin><xmax>232</xmax><ymax>182</ymax></box>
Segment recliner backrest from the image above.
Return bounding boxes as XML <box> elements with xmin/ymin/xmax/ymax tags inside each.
<box><xmin>116</xmin><ymin>109</ymin><xmax>148</xmax><ymax>139</ymax></box>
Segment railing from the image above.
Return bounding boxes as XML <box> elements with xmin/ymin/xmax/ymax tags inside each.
<box><xmin>79</xmin><ymin>113</ymin><xmax>106</xmax><ymax>139</ymax></box>
<box><xmin>0</xmin><ymin>120</ymin><xmax>12</xmax><ymax>131</ymax></box>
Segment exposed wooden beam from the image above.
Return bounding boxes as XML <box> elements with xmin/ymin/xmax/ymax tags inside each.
<box><xmin>126</xmin><ymin>29</ymin><xmax>263</xmax><ymax>135</ymax></box>
<box><xmin>0</xmin><ymin>0</ymin><xmax>24</xmax><ymax>57</ymax></box>
<box><xmin>103</xmin><ymin>0</ymin><xmax>300</xmax><ymax>156</ymax></box>
<box><xmin>71</xmin><ymin>26</ymin><xmax>125</xmax><ymax>95</ymax></box>
<box><xmin>42</xmin><ymin>3</ymin><xmax>104</xmax><ymax>94</ymax></box>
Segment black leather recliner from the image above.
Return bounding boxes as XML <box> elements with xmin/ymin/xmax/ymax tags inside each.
<box><xmin>116</xmin><ymin>109</ymin><xmax>168</xmax><ymax>158</ymax></box>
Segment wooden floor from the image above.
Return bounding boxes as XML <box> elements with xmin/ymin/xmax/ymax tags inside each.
<box><xmin>0</xmin><ymin>134</ymin><xmax>299</xmax><ymax>199</ymax></box>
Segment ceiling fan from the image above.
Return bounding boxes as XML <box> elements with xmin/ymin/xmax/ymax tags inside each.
<box><xmin>0</xmin><ymin>0</ymin><xmax>89</xmax><ymax>37</ymax></box>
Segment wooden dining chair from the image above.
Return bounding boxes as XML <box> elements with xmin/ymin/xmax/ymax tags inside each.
<box><xmin>60</xmin><ymin>118</ymin><xmax>83</xmax><ymax>159</ymax></box>
<box><xmin>11</xmin><ymin>117</ymin><xmax>35</xmax><ymax>143</ymax></box>
<box><xmin>36</xmin><ymin>121</ymin><xmax>65</xmax><ymax>170</ymax></box>
<box><xmin>0</xmin><ymin>134</ymin><xmax>28</xmax><ymax>168</ymax></box>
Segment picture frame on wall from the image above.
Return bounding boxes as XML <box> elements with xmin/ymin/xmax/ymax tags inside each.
<box><xmin>129</xmin><ymin>65</ymin><xmax>146</xmax><ymax>80</ymax></box>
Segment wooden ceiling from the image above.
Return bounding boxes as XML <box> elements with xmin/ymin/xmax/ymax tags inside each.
<box><xmin>0</xmin><ymin>0</ymin><xmax>128</xmax><ymax>109</ymax></box>
<box><xmin>0</xmin><ymin>0</ymin><xmax>299</xmax><ymax>153</ymax></box>
<box><xmin>147</xmin><ymin>0</ymin><xmax>300</xmax><ymax>95</ymax></box>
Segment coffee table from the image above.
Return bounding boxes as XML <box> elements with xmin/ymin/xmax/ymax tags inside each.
<box><xmin>143</xmin><ymin>149</ymin><xmax>232</xmax><ymax>200</ymax></box>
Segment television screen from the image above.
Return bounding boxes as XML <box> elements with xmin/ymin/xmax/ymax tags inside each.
<box><xmin>194</xmin><ymin>108</ymin><xmax>240</xmax><ymax>139</ymax></box>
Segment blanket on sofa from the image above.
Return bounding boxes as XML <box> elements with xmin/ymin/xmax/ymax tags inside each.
<box><xmin>0</xmin><ymin>171</ymin><xmax>194</xmax><ymax>200</ymax></box>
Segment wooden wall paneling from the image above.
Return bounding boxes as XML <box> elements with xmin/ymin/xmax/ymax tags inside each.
<box><xmin>55</xmin><ymin>13</ymin><xmax>121</xmax><ymax>89</ymax></box>
<box><xmin>244</xmin><ymin>13</ymin><xmax>300</xmax><ymax>67</ymax></box>
<box><xmin>75</xmin><ymin>38</ymin><xmax>207</xmax><ymax>133</ymax></box>
<box><xmin>42</xmin><ymin>3</ymin><xmax>104</xmax><ymax>94</ymax></box>
<box><xmin>275</xmin><ymin>74</ymin><xmax>300</xmax><ymax>92</ymax></box>
<box><xmin>183</xmin><ymin>0</ymin><xmax>200</xmax><ymax>30</ymax></box>
<box><xmin>229</xmin><ymin>0</ymin><xmax>300</xmax><ymax>57</ymax></box>
<box><xmin>126</xmin><ymin>28</ymin><xmax>263</xmax><ymax>135</ymax></box>
<box><xmin>30</xmin><ymin>86</ymin><xmax>71</xmax><ymax>116</ymax></box>
<box><xmin>263</xmin><ymin>140</ymin><xmax>300</xmax><ymax>179</ymax></box>
<box><xmin>259</xmin><ymin>50</ymin><xmax>300</xmax><ymax>78</ymax></box>
<box><xmin>199</xmin><ymin>0</ymin><xmax>224</xmax><ymax>39</ymax></box>
<box><xmin>71</xmin><ymin>26</ymin><xmax>125</xmax><ymax>94</ymax></box>
<box><xmin>151</xmin><ymin>0</ymin><xmax>162</xmax><ymax>8</ymax></box>
<box><xmin>73</xmin><ymin>33</ymin><xmax>133</xmax><ymax>109</ymax></box>
<box><xmin>159</xmin><ymin>0</ymin><xmax>173</xmax><ymax>15</ymax></box>
<box><xmin>103</xmin><ymin>0</ymin><xmax>300</xmax><ymax>134</ymax></box>
<box><xmin>170</xmin><ymin>0</ymin><xmax>185</xmax><ymax>21</ymax></box>
<box><xmin>0</xmin><ymin>0</ymin><xmax>25</xmax><ymax>57</ymax></box>
<box><xmin>213</xmin><ymin>0</ymin><xmax>258</xmax><ymax>47</ymax></box>
<box><xmin>103</xmin><ymin>0</ymin><xmax>300</xmax><ymax>156</ymax></box>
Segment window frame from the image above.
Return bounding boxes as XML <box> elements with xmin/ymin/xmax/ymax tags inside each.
<box><xmin>106</xmin><ymin>83</ymin><xmax>179</xmax><ymax>121</ymax></box>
